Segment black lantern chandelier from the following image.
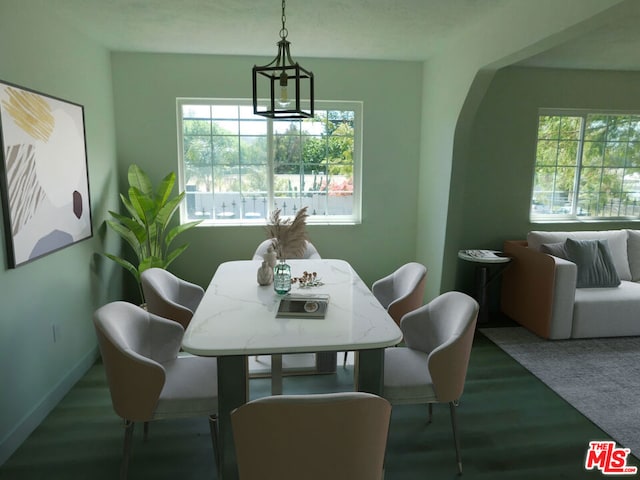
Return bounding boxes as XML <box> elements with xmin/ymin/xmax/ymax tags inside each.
<box><xmin>252</xmin><ymin>0</ymin><xmax>314</xmax><ymax>119</ymax></box>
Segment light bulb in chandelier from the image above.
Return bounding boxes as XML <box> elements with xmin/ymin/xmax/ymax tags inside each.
<box><xmin>277</xmin><ymin>71</ymin><xmax>291</xmax><ymax>108</ymax></box>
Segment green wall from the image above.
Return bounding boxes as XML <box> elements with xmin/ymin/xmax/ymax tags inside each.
<box><xmin>110</xmin><ymin>53</ymin><xmax>423</xmax><ymax>290</ymax></box>
<box><xmin>446</xmin><ymin>66</ymin><xmax>640</xmax><ymax>298</ymax></box>
<box><xmin>416</xmin><ymin>0</ymin><xmax>626</xmax><ymax>301</ymax></box>
<box><xmin>0</xmin><ymin>1</ymin><xmax>121</xmax><ymax>463</ymax></box>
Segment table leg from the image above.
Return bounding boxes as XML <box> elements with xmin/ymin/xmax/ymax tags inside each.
<box><xmin>355</xmin><ymin>348</ymin><xmax>384</xmax><ymax>395</ymax></box>
<box><xmin>217</xmin><ymin>355</ymin><xmax>247</xmax><ymax>480</ymax></box>
<box><xmin>271</xmin><ymin>354</ymin><xmax>283</xmax><ymax>395</ymax></box>
<box><xmin>474</xmin><ymin>262</ymin><xmax>511</xmax><ymax>325</ymax></box>
<box><xmin>475</xmin><ymin>265</ymin><xmax>489</xmax><ymax>325</ymax></box>
<box><xmin>315</xmin><ymin>351</ymin><xmax>337</xmax><ymax>373</ymax></box>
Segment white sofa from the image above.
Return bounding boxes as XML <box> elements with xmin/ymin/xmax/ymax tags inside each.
<box><xmin>500</xmin><ymin>229</ymin><xmax>640</xmax><ymax>339</ymax></box>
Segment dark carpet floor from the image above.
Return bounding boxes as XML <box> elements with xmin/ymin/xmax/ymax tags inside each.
<box><xmin>1</xmin><ymin>332</ymin><xmax>635</xmax><ymax>479</ymax></box>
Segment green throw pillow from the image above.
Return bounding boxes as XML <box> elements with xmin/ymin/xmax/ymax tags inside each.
<box><xmin>564</xmin><ymin>238</ymin><xmax>621</xmax><ymax>288</ymax></box>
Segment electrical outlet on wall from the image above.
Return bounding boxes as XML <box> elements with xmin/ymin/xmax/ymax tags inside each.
<box><xmin>52</xmin><ymin>323</ymin><xmax>60</xmax><ymax>343</ymax></box>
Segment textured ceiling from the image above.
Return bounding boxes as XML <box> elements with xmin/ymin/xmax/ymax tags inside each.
<box><xmin>36</xmin><ymin>0</ymin><xmax>510</xmax><ymax>60</ymax></box>
<box><xmin>36</xmin><ymin>0</ymin><xmax>640</xmax><ymax>69</ymax></box>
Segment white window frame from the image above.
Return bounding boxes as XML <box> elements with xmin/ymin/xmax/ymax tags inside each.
<box><xmin>531</xmin><ymin>108</ymin><xmax>640</xmax><ymax>222</ymax></box>
<box><xmin>176</xmin><ymin>98</ymin><xmax>362</xmax><ymax>226</ymax></box>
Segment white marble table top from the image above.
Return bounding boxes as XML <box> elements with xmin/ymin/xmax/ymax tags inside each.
<box><xmin>182</xmin><ymin>259</ymin><xmax>403</xmax><ymax>356</ymax></box>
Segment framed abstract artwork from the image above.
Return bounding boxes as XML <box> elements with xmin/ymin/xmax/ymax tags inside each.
<box><xmin>0</xmin><ymin>80</ymin><xmax>92</xmax><ymax>268</ymax></box>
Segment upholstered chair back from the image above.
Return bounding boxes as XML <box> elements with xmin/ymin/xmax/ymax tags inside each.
<box><xmin>141</xmin><ymin>268</ymin><xmax>204</xmax><ymax>329</ymax></box>
<box><xmin>231</xmin><ymin>392</ymin><xmax>391</xmax><ymax>480</ymax></box>
<box><xmin>94</xmin><ymin>301</ymin><xmax>184</xmax><ymax>422</ymax></box>
<box><xmin>400</xmin><ymin>291</ymin><xmax>478</xmax><ymax>402</ymax></box>
<box><xmin>372</xmin><ymin>262</ymin><xmax>427</xmax><ymax>326</ymax></box>
<box><xmin>252</xmin><ymin>239</ymin><xmax>321</xmax><ymax>260</ymax></box>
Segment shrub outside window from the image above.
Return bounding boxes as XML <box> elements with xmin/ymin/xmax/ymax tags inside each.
<box><xmin>177</xmin><ymin>99</ymin><xmax>362</xmax><ymax>225</ymax></box>
<box><xmin>532</xmin><ymin>110</ymin><xmax>640</xmax><ymax>221</ymax></box>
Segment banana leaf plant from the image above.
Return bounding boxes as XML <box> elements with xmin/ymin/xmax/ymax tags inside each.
<box><xmin>105</xmin><ymin>164</ymin><xmax>201</xmax><ymax>302</ymax></box>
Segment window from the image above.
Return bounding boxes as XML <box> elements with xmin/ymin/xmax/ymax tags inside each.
<box><xmin>177</xmin><ymin>99</ymin><xmax>362</xmax><ymax>225</ymax></box>
<box><xmin>532</xmin><ymin>111</ymin><xmax>640</xmax><ymax>221</ymax></box>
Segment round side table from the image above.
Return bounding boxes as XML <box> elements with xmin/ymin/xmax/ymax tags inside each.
<box><xmin>458</xmin><ymin>250</ymin><xmax>511</xmax><ymax>325</ymax></box>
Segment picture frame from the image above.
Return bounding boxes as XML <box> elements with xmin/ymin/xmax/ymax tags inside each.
<box><xmin>0</xmin><ymin>80</ymin><xmax>92</xmax><ymax>268</ymax></box>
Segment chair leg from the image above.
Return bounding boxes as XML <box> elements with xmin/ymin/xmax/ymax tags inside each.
<box><xmin>121</xmin><ymin>420</ymin><xmax>135</xmax><ymax>480</ymax></box>
<box><xmin>143</xmin><ymin>421</ymin><xmax>149</xmax><ymax>441</ymax></box>
<box><xmin>449</xmin><ymin>402</ymin><xmax>462</xmax><ymax>475</ymax></box>
<box><xmin>343</xmin><ymin>351</ymin><xmax>348</xmax><ymax>366</ymax></box>
<box><xmin>208</xmin><ymin>415</ymin><xmax>219</xmax><ymax>470</ymax></box>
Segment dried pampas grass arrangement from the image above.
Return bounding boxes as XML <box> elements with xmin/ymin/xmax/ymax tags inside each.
<box><xmin>266</xmin><ymin>207</ymin><xmax>309</xmax><ymax>259</ymax></box>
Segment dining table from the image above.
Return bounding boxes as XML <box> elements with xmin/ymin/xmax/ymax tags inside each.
<box><xmin>182</xmin><ymin>258</ymin><xmax>403</xmax><ymax>480</ymax></box>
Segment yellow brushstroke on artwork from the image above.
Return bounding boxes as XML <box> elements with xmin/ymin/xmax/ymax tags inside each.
<box><xmin>1</xmin><ymin>87</ymin><xmax>55</xmax><ymax>142</ymax></box>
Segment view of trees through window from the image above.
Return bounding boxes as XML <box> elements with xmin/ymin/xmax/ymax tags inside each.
<box><xmin>532</xmin><ymin>112</ymin><xmax>640</xmax><ymax>220</ymax></box>
<box><xmin>178</xmin><ymin>100</ymin><xmax>361</xmax><ymax>224</ymax></box>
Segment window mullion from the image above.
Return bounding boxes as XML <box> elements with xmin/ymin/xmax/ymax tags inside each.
<box><xmin>572</xmin><ymin>114</ymin><xmax>587</xmax><ymax>216</ymax></box>
<box><xmin>267</xmin><ymin>119</ymin><xmax>275</xmax><ymax>217</ymax></box>
<box><xmin>236</xmin><ymin>116</ymin><xmax>242</xmax><ymax>219</ymax></box>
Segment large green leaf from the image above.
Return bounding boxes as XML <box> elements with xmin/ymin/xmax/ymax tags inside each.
<box><xmin>128</xmin><ymin>164</ymin><xmax>153</xmax><ymax>197</ymax></box>
<box><xmin>106</xmin><ymin>219</ymin><xmax>143</xmax><ymax>260</ymax></box>
<box><xmin>129</xmin><ymin>186</ymin><xmax>157</xmax><ymax>225</ymax></box>
<box><xmin>156</xmin><ymin>193</ymin><xmax>183</xmax><ymax>230</ymax></box>
<box><xmin>155</xmin><ymin>172</ymin><xmax>176</xmax><ymax>208</ymax></box>
<box><xmin>165</xmin><ymin>221</ymin><xmax>201</xmax><ymax>248</ymax></box>
<box><xmin>119</xmin><ymin>193</ymin><xmax>143</xmax><ymax>224</ymax></box>
<box><xmin>148</xmin><ymin>222</ymin><xmax>162</xmax><ymax>258</ymax></box>
<box><xmin>164</xmin><ymin>243</ymin><xmax>189</xmax><ymax>268</ymax></box>
<box><xmin>104</xmin><ymin>253</ymin><xmax>140</xmax><ymax>283</ymax></box>
<box><xmin>108</xmin><ymin>211</ymin><xmax>146</xmax><ymax>244</ymax></box>
<box><xmin>139</xmin><ymin>255</ymin><xmax>166</xmax><ymax>273</ymax></box>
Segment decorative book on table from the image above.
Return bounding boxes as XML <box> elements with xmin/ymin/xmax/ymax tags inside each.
<box><xmin>276</xmin><ymin>294</ymin><xmax>329</xmax><ymax>319</ymax></box>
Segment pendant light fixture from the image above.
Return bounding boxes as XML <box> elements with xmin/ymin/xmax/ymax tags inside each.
<box><xmin>252</xmin><ymin>0</ymin><xmax>314</xmax><ymax>119</ymax></box>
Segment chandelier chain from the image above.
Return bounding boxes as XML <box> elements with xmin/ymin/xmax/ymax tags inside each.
<box><xmin>280</xmin><ymin>0</ymin><xmax>288</xmax><ymax>40</ymax></box>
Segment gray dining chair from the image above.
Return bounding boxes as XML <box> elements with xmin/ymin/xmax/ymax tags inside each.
<box><xmin>93</xmin><ymin>301</ymin><xmax>218</xmax><ymax>480</ymax></box>
<box><xmin>383</xmin><ymin>291</ymin><xmax>479</xmax><ymax>475</ymax></box>
<box><xmin>231</xmin><ymin>392</ymin><xmax>391</xmax><ymax>480</ymax></box>
<box><xmin>141</xmin><ymin>267</ymin><xmax>204</xmax><ymax>329</ymax></box>
<box><xmin>252</xmin><ymin>238</ymin><xmax>321</xmax><ymax>260</ymax></box>
<box><xmin>373</xmin><ymin>262</ymin><xmax>428</xmax><ymax>326</ymax></box>
<box><xmin>344</xmin><ymin>261</ymin><xmax>427</xmax><ymax>365</ymax></box>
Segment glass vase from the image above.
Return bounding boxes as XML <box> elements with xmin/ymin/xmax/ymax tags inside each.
<box><xmin>273</xmin><ymin>261</ymin><xmax>291</xmax><ymax>295</ymax></box>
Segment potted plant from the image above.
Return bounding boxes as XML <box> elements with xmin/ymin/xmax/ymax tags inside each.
<box><xmin>105</xmin><ymin>164</ymin><xmax>201</xmax><ymax>302</ymax></box>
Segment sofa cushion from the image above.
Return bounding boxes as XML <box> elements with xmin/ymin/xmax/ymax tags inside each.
<box><xmin>627</xmin><ymin>230</ymin><xmax>640</xmax><ymax>282</ymax></box>
<box><xmin>564</xmin><ymin>238</ymin><xmax>620</xmax><ymax>288</ymax></box>
<box><xmin>572</xmin><ymin>281</ymin><xmax>640</xmax><ymax>338</ymax></box>
<box><xmin>528</xmin><ymin>230</ymin><xmax>632</xmax><ymax>281</ymax></box>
